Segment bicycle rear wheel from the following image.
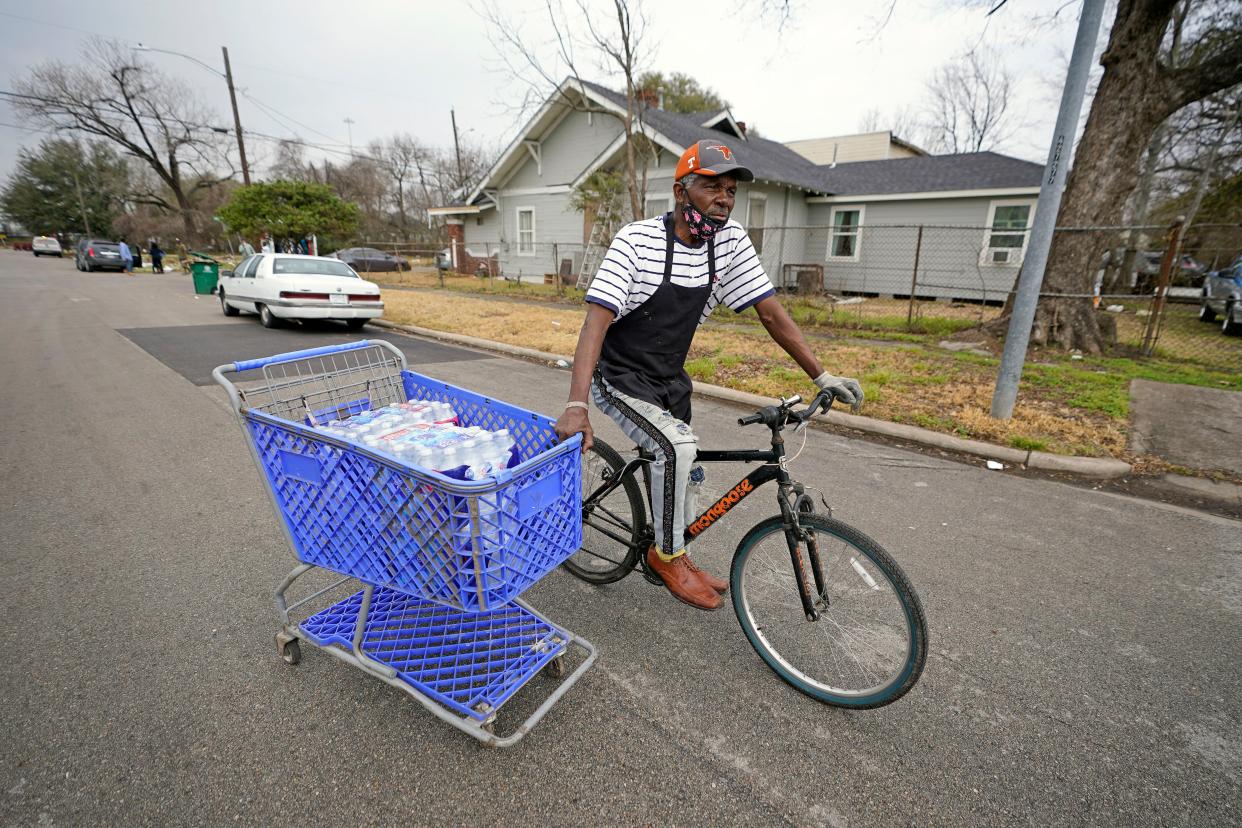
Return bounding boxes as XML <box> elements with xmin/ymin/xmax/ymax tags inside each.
<box><xmin>561</xmin><ymin>438</ymin><xmax>646</xmax><ymax>584</ymax></box>
<box><xmin>731</xmin><ymin>514</ymin><xmax>927</xmax><ymax>708</ymax></box>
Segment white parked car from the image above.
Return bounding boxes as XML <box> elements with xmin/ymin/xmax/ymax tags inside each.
<box><xmin>32</xmin><ymin>236</ymin><xmax>63</xmax><ymax>257</ymax></box>
<box><xmin>217</xmin><ymin>253</ymin><xmax>384</xmax><ymax>330</ymax></box>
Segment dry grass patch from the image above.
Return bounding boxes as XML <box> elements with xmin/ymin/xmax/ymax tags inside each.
<box><xmin>380</xmin><ymin>289</ymin><xmax>1142</xmax><ymax>459</ymax></box>
<box><xmin>382</xmin><ymin>290</ymin><xmax>584</xmax><ymax>354</ymax></box>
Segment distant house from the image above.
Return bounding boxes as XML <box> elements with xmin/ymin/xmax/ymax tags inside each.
<box><xmin>431</xmin><ymin>79</ymin><xmax>1042</xmax><ymax>302</ymax></box>
<box><xmin>785</xmin><ymin>130</ymin><xmax>928</xmax><ymax>165</ymax></box>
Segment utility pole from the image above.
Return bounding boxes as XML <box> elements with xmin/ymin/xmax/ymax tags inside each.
<box><xmin>451</xmin><ymin>108</ymin><xmax>465</xmax><ymax>190</ymax></box>
<box><xmin>221</xmin><ymin>46</ymin><xmax>250</xmax><ymax>185</ymax></box>
<box><xmin>343</xmin><ymin>118</ymin><xmax>355</xmax><ymax>157</ymax></box>
<box><xmin>990</xmin><ymin>0</ymin><xmax>1106</xmax><ymax>420</ymax></box>
<box><xmin>70</xmin><ymin>168</ymin><xmax>91</xmax><ymax>237</ymax></box>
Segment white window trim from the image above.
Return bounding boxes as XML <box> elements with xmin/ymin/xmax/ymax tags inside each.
<box><xmin>827</xmin><ymin>205</ymin><xmax>865</xmax><ymax>263</ymax></box>
<box><xmin>746</xmin><ymin>192</ymin><xmax>767</xmax><ymax>228</ymax></box>
<box><xmin>515</xmin><ymin>206</ymin><xmax>536</xmax><ymax>256</ymax></box>
<box><xmin>644</xmin><ymin>197</ymin><xmax>670</xmax><ymax>219</ymax></box>
<box><xmin>980</xmin><ymin>199</ymin><xmax>1035</xmax><ymax>267</ymax></box>
<box><xmin>747</xmin><ymin>192</ymin><xmax>768</xmax><ymax>254</ymax></box>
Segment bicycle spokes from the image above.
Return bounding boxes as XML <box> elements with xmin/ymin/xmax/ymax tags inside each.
<box><xmin>733</xmin><ymin>514</ymin><xmax>925</xmax><ymax>706</ymax></box>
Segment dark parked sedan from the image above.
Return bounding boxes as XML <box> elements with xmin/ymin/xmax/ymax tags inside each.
<box><xmin>330</xmin><ymin>247</ymin><xmax>410</xmax><ymax>273</ymax></box>
<box><xmin>75</xmin><ymin>239</ymin><xmax>126</xmax><ymax>272</ymax></box>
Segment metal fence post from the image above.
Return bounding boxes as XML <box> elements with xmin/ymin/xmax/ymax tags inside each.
<box><xmin>552</xmin><ymin>242</ymin><xmax>561</xmax><ymax>296</ymax></box>
<box><xmin>906</xmin><ymin>225</ymin><xmax>924</xmax><ymax>330</ymax></box>
<box><xmin>1141</xmin><ymin>219</ymin><xmax>1184</xmax><ymax>356</ymax></box>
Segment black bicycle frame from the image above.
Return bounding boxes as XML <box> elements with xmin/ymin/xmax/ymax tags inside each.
<box><xmin>584</xmin><ymin>434</ymin><xmax>828</xmax><ymax>620</ymax></box>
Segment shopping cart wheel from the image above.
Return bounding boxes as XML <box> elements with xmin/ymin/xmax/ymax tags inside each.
<box><xmin>542</xmin><ymin>655</ymin><xmax>566</xmax><ymax>679</ymax></box>
<box><xmin>280</xmin><ymin>639</ymin><xmax>302</xmax><ymax>665</ymax></box>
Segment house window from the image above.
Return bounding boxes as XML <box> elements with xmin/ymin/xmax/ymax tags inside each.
<box><xmin>828</xmin><ymin>206</ymin><xmax>864</xmax><ymax>261</ymax></box>
<box><xmin>645</xmin><ymin>198</ymin><xmax>669</xmax><ymax>219</ymax></box>
<box><xmin>747</xmin><ymin>194</ymin><xmax>767</xmax><ymax>254</ymax></box>
<box><xmin>516</xmin><ymin>207</ymin><xmax>535</xmax><ymax>255</ymax></box>
<box><xmin>982</xmin><ymin>201</ymin><xmax>1033</xmax><ymax>265</ymax></box>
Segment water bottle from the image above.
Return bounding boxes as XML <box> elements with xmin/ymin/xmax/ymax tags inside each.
<box><xmin>492</xmin><ymin>429</ymin><xmax>516</xmax><ymax>470</ymax></box>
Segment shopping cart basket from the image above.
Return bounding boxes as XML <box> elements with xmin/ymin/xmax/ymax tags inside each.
<box><xmin>213</xmin><ymin>339</ymin><xmax>596</xmax><ymax>746</ymax></box>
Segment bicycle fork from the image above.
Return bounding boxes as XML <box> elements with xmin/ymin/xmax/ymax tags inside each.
<box><xmin>784</xmin><ymin>489</ymin><xmax>828</xmax><ymax>622</ymax></box>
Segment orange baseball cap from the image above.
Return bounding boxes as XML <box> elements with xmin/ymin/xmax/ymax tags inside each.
<box><xmin>675</xmin><ymin>139</ymin><xmax>755</xmax><ymax>182</ymax></box>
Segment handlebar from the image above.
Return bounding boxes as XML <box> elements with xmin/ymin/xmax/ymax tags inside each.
<box><xmin>737</xmin><ymin>392</ymin><xmax>833</xmax><ymax>429</ymax></box>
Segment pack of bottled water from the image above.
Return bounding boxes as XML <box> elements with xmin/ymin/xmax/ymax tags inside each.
<box><xmin>317</xmin><ymin>398</ymin><xmax>517</xmax><ymax>480</ymax></box>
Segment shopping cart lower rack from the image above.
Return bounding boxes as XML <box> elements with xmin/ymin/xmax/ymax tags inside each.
<box><xmin>214</xmin><ymin>339</ymin><xmax>595</xmax><ymax>747</ymax></box>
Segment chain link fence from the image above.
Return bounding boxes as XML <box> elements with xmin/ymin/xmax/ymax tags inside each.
<box><xmin>748</xmin><ymin>221</ymin><xmax>1242</xmax><ymax>372</ymax></box>
<box><xmin>346</xmin><ymin>221</ymin><xmax>1242</xmax><ymax>372</ymax></box>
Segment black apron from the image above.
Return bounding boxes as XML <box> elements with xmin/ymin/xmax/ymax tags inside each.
<box><xmin>596</xmin><ymin>215</ymin><xmax>715</xmax><ymax>422</ymax></box>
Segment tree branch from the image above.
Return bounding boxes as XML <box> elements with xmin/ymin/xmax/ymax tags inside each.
<box><xmin>1165</xmin><ymin>33</ymin><xmax>1242</xmax><ymax>113</ymax></box>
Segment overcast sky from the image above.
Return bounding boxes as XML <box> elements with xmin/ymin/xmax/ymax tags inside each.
<box><xmin>0</xmin><ymin>0</ymin><xmax>1092</xmax><ymax>185</ymax></box>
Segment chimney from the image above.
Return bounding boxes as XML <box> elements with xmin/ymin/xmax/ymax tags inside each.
<box><xmin>736</xmin><ymin>120</ymin><xmax>747</xmax><ymax>137</ymax></box>
<box><xmin>638</xmin><ymin>87</ymin><xmax>660</xmax><ymax>109</ymax></box>
<box><xmin>657</xmin><ymin>86</ymin><xmax>665</xmax><ymax>110</ymax></box>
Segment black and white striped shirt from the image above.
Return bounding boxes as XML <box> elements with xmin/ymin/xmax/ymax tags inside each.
<box><xmin>585</xmin><ymin>215</ymin><xmax>774</xmax><ymax>324</ymax></box>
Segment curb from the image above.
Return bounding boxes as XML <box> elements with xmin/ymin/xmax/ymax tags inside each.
<box><xmin>371</xmin><ymin>318</ymin><xmax>1133</xmax><ymax>480</ymax></box>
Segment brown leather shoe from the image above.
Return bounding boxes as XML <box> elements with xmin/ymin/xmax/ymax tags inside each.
<box><xmin>684</xmin><ymin>556</ymin><xmax>728</xmax><ymax>595</ymax></box>
<box><xmin>646</xmin><ymin>546</ymin><xmax>722</xmax><ymax>611</ymax></box>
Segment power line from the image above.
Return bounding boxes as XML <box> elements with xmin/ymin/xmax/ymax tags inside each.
<box><xmin>239</xmin><ymin>90</ymin><xmax>346</xmax><ymax>146</ymax></box>
<box><xmin>0</xmin><ymin>88</ymin><xmax>395</xmax><ymax>168</ymax></box>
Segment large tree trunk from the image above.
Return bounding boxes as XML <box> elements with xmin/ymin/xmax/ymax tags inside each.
<box><xmin>1030</xmin><ymin>2</ymin><xmax>1176</xmax><ymax>352</ymax></box>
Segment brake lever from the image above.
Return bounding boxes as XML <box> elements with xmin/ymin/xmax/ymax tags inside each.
<box><xmin>793</xmin><ymin>393</ymin><xmax>833</xmax><ymax>433</ymax></box>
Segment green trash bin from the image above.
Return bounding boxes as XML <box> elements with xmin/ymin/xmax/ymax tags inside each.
<box><xmin>190</xmin><ymin>260</ymin><xmax>219</xmax><ymax>295</ymax></box>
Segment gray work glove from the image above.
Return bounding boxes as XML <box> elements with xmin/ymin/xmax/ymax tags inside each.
<box><xmin>813</xmin><ymin>371</ymin><xmax>864</xmax><ymax>413</ymax></box>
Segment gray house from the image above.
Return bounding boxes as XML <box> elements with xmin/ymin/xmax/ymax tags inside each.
<box><xmin>431</xmin><ymin>79</ymin><xmax>1042</xmax><ymax>302</ymax></box>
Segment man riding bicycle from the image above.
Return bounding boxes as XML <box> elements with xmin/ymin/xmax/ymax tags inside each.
<box><xmin>554</xmin><ymin>140</ymin><xmax>864</xmax><ymax>612</ymax></box>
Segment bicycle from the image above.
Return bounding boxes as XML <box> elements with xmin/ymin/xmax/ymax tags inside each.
<box><xmin>563</xmin><ymin>391</ymin><xmax>928</xmax><ymax>709</ymax></box>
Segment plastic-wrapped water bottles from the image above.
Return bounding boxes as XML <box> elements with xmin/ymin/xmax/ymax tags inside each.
<box><xmin>315</xmin><ymin>397</ymin><xmax>518</xmax><ymax>479</ymax></box>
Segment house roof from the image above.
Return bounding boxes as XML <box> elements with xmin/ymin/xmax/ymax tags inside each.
<box><xmin>813</xmin><ymin>152</ymin><xmax>1043</xmax><ymax>197</ymax></box>
<box><xmin>578</xmin><ymin>80</ymin><xmax>834</xmax><ymax>195</ymax></box>
<box><xmin>447</xmin><ymin>79</ymin><xmax>1043</xmax><ymax>212</ymax></box>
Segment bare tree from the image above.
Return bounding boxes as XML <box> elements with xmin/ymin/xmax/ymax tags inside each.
<box><xmin>268</xmin><ymin>140</ymin><xmax>316</xmax><ymax>183</ymax></box>
<box><xmin>1023</xmin><ymin>0</ymin><xmax>1242</xmax><ymax>352</ymax></box>
<box><xmin>858</xmin><ymin>105</ymin><xmax>925</xmax><ymax>145</ymax></box>
<box><xmin>379</xmin><ymin>134</ymin><xmax>425</xmax><ymax>236</ymax></box>
<box><xmin>12</xmin><ymin>39</ymin><xmax>235</xmax><ymax>240</ymax></box>
<box><xmin>921</xmin><ymin>46</ymin><xmax>1017</xmax><ymax>154</ymax></box>
<box><xmin>479</xmin><ymin>0</ymin><xmax>655</xmax><ymax>221</ymax></box>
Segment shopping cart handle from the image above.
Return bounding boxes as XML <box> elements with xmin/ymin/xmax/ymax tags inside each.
<box><xmin>232</xmin><ymin>340</ymin><xmax>390</xmax><ymax>373</ymax></box>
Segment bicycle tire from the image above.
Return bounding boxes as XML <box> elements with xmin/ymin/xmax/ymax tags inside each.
<box><xmin>731</xmin><ymin>513</ymin><xmax>927</xmax><ymax>709</ymax></box>
<box><xmin>561</xmin><ymin>438</ymin><xmax>646</xmax><ymax>584</ymax></box>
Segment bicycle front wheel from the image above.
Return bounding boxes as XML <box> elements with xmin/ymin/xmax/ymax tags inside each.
<box><xmin>560</xmin><ymin>438</ymin><xmax>646</xmax><ymax>584</ymax></box>
<box><xmin>731</xmin><ymin>514</ymin><xmax>927</xmax><ymax>708</ymax></box>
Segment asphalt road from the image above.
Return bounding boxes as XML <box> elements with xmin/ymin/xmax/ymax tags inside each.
<box><xmin>2</xmin><ymin>251</ymin><xmax>1239</xmax><ymax>826</ymax></box>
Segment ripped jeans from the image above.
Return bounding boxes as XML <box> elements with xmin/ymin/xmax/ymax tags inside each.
<box><xmin>591</xmin><ymin>375</ymin><xmax>703</xmax><ymax>557</ymax></box>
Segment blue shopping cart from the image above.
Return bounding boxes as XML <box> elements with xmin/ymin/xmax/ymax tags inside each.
<box><xmin>213</xmin><ymin>339</ymin><xmax>596</xmax><ymax>747</ymax></box>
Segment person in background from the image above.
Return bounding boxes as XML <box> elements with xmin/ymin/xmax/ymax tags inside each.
<box><xmin>131</xmin><ymin>242</ymin><xmax>143</xmax><ymax>271</ymax></box>
<box><xmin>238</xmin><ymin>237</ymin><xmax>255</xmax><ymax>257</ymax></box>
<box><xmin>260</xmin><ymin>233</ymin><xmax>274</xmax><ymax>254</ymax></box>
<box><xmin>297</xmin><ymin>237</ymin><xmax>308</xmax><ymax>255</ymax></box>
<box><xmin>149</xmin><ymin>240</ymin><xmax>165</xmax><ymax>273</ymax></box>
<box><xmin>118</xmin><ymin>236</ymin><xmax>133</xmax><ymax>274</ymax></box>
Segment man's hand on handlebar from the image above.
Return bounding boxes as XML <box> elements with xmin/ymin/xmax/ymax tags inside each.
<box><xmin>813</xmin><ymin>372</ymin><xmax>865</xmax><ymax>413</ymax></box>
<box><xmin>554</xmin><ymin>407</ymin><xmax>594</xmax><ymax>453</ymax></box>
